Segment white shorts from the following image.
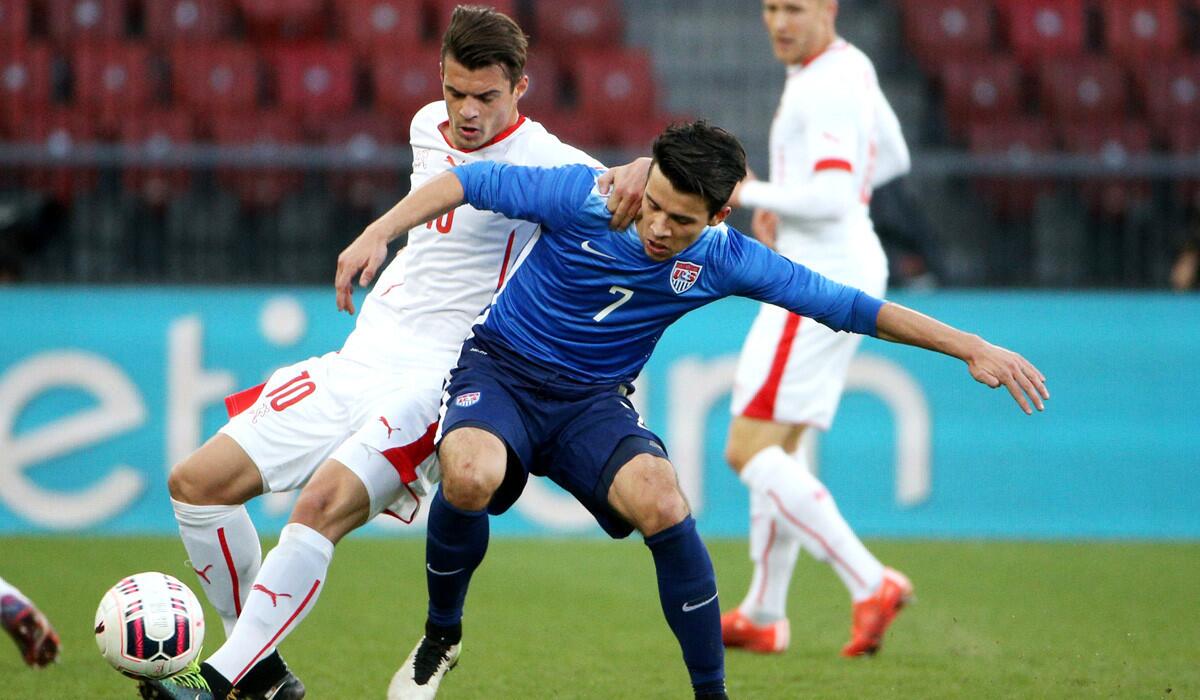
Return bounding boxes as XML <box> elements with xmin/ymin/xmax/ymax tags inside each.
<box><xmin>219</xmin><ymin>351</ymin><xmax>443</xmax><ymax>523</ymax></box>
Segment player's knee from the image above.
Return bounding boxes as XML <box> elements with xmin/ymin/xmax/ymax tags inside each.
<box><xmin>441</xmin><ymin>458</ymin><xmax>503</xmax><ymax>510</ymax></box>
<box><xmin>634</xmin><ymin>488</ymin><xmax>689</xmax><ymax>537</ymax></box>
<box><xmin>290</xmin><ymin>469</ymin><xmax>367</xmax><ymax>543</ymax></box>
<box><xmin>618</xmin><ymin>456</ymin><xmax>689</xmax><ymax>536</ymax></box>
<box><xmin>167</xmin><ymin>458</ymin><xmax>217</xmax><ymax>505</ymax></box>
<box><xmin>724</xmin><ymin>443</ymin><xmax>753</xmax><ymax>473</ymax></box>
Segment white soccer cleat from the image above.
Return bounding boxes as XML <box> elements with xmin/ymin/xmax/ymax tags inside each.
<box><xmin>387</xmin><ymin>636</ymin><xmax>461</xmax><ymax>700</ymax></box>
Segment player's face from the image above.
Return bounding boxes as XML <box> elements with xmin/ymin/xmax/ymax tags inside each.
<box><xmin>637</xmin><ymin>165</ymin><xmax>731</xmax><ymax>262</ymax></box>
<box><xmin>761</xmin><ymin>0</ymin><xmax>836</xmax><ymax>66</ymax></box>
<box><xmin>440</xmin><ymin>56</ymin><xmax>528</xmax><ymax>150</ymax></box>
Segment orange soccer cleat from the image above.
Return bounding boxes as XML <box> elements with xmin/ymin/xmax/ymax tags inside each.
<box><xmin>841</xmin><ymin>567</ymin><xmax>913</xmax><ymax>657</ymax></box>
<box><xmin>720</xmin><ymin>608</ymin><xmax>790</xmax><ymax>654</ymax></box>
<box><xmin>1</xmin><ymin>594</ymin><xmax>60</xmax><ymax>668</ymax></box>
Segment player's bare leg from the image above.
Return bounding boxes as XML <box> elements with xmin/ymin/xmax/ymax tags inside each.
<box><xmin>0</xmin><ymin>576</ymin><xmax>59</xmax><ymax>668</ymax></box>
<box><xmin>390</xmin><ymin>427</ymin><xmax>506</xmax><ymax>700</ymax></box>
<box><xmin>724</xmin><ymin>416</ymin><xmax>911</xmax><ymax>656</ymax></box>
<box><xmin>608</xmin><ymin>454</ymin><xmax>727</xmax><ymax>700</ymax></box>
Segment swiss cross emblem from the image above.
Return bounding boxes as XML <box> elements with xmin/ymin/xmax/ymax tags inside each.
<box><xmin>669</xmin><ymin>261</ymin><xmax>703</xmax><ymax>294</ymax></box>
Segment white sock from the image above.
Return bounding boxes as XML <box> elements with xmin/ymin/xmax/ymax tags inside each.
<box><xmin>738</xmin><ymin>487</ymin><xmax>801</xmax><ymax>624</ymax></box>
<box><xmin>741</xmin><ymin>446</ymin><xmax>884</xmax><ymax>602</ymax></box>
<box><xmin>0</xmin><ymin>575</ymin><xmax>26</xmax><ymax>602</ymax></box>
<box><xmin>207</xmin><ymin>523</ymin><xmax>333</xmax><ymax>686</ymax></box>
<box><xmin>171</xmin><ymin>499</ymin><xmax>263</xmax><ymax>637</ymax></box>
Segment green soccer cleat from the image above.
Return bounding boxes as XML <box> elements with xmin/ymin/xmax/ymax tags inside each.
<box><xmin>137</xmin><ymin>660</ymin><xmax>220</xmax><ymax>700</ymax></box>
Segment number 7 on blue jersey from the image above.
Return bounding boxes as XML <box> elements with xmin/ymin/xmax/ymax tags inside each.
<box><xmin>593</xmin><ymin>285</ymin><xmax>634</xmax><ymax>322</ymax></box>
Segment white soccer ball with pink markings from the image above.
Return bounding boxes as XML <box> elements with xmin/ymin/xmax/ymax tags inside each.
<box><xmin>94</xmin><ymin>572</ymin><xmax>206</xmax><ymax>679</ymax></box>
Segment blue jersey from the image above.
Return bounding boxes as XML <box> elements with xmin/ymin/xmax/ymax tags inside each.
<box><xmin>453</xmin><ymin>161</ymin><xmax>885</xmax><ymax>385</ymax></box>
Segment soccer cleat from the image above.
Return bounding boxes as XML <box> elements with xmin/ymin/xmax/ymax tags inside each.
<box><xmin>841</xmin><ymin>567</ymin><xmax>914</xmax><ymax>657</ymax></box>
<box><xmin>387</xmin><ymin>636</ymin><xmax>461</xmax><ymax>700</ymax></box>
<box><xmin>137</xmin><ymin>660</ymin><xmax>228</xmax><ymax>700</ymax></box>
<box><xmin>252</xmin><ymin>671</ymin><xmax>305</xmax><ymax>700</ymax></box>
<box><xmin>720</xmin><ymin>608</ymin><xmax>790</xmax><ymax>653</ymax></box>
<box><xmin>1</xmin><ymin>594</ymin><xmax>60</xmax><ymax>668</ymax></box>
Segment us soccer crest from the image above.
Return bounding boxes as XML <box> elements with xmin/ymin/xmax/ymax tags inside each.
<box><xmin>455</xmin><ymin>392</ymin><xmax>480</xmax><ymax>407</ymax></box>
<box><xmin>670</xmin><ymin>261</ymin><xmax>703</xmax><ymax>294</ymax></box>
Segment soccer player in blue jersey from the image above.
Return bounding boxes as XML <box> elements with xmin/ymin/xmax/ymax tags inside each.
<box><xmin>335</xmin><ymin>121</ymin><xmax>1048</xmax><ymax>699</ymax></box>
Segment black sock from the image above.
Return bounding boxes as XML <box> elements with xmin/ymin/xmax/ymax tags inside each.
<box><xmin>199</xmin><ymin>662</ymin><xmax>234</xmax><ymax>697</ymax></box>
<box><xmin>235</xmin><ymin>650</ymin><xmax>288</xmax><ymax>694</ymax></box>
<box><xmin>425</xmin><ymin>618</ymin><xmax>462</xmax><ymax>646</ymax></box>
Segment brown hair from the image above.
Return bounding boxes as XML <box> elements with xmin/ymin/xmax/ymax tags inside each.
<box><xmin>441</xmin><ymin>5</ymin><xmax>528</xmax><ymax>87</ymax></box>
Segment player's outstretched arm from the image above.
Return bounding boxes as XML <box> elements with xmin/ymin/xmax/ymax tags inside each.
<box><xmin>597</xmin><ymin>157</ymin><xmax>652</xmax><ymax>230</ymax></box>
<box><xmin>335</xmin><ymin>171</ymin><xmax>466</xmax><ymax>314</ymax></box>
<box><xmin>875</xmin><ymin>302</ymin><xmax>1049</xmax><ymax>415</ymax></box>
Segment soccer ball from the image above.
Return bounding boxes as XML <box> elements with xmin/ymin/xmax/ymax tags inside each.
<box><xmin>94</xmin><ymin>572</ymin><xmax>205</xmax><ymax>679</ymax></box>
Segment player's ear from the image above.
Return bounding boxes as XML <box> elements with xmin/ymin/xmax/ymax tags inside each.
<box><xmin>709</xmin><ymin>205</ymin><xmax>733</xmax><ymax>226</ymax></box>
<box><xmin>513</xmin><ymin>74</ymin><xmax>529</xmax><ymax>100</ymax></box>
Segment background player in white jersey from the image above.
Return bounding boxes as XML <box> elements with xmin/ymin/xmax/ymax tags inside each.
<box><xmin>143</xmin><ymin>7</ymin><xmax>648</xmax><ymax>699</ymax></box>
<box><xmin>720</xmin><ymin>0</ymin><xmax>916</xmax><ymax>658</ymax></box>
<box><xmin>1</xmin><ymin>574</ymin><xmax>59</xmax><ymax>668</ymax></box>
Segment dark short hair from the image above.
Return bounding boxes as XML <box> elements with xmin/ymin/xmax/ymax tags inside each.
<box><xmin>651</xmin><ymin>121</ymin><xmax>748</xmax><ymax>217</ymax></box>
<box><xmin>441</xmin><ymin>5</ymin><xmax>528</xmax><ymax>87</ymax></box>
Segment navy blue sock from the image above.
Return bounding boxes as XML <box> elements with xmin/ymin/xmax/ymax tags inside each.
<box><xmin>425</xmin><ymin>488</ymin><xmax>489</xmax><ymax>630</ymax></box>
<box><xmin>644</xmin><ymin>516</ymin><xmax>725</xmax><ymax>694</ymax></box>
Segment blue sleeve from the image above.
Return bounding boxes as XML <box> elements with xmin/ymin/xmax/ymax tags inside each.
<box><xmin>452</xmin><ymin>161</ymin><xmax>597</xmax><ymax>232</ymax></box>
<box><xmin>724</xmin><ymin>230</ymin><xmax>885</xmax><ymax>336</ymax></box>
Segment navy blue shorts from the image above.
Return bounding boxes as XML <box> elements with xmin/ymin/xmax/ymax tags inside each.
<box><xmin>437</xmin><ymin>329</ymin><xmax>667</xmax><ymax>539</ymax></box>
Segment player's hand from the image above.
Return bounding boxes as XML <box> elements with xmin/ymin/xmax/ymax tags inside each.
<box><xmin>965</xmin><ymin>340</ymin><xmax>1049</xmax><ymax>415</ymax></box>
<box><xmin>599</xmin><ymin>157</ymin><xmax>652</xmax><ymax>230</ymax></box>
<box><xmin>751</xmin><ymin>209</ymin><xmax>779</xmax><ymax>249</ymax></box>
<box><xmin>334</xmin><ymin>226</ymin><xmax>390</xmax><ymax>315</ymax></box>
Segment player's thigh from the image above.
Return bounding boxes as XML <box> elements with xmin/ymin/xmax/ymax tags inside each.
<box><xmin>724</xmin><ymin>415</ymin><xmax>806</xmax><ymax>473</ymax></box>
<box><xmin>288</xmin><ymin>459</ymin><xmax>374</xmax><ymax>544</ymax></box>
<box><xmin>168</xmin><ymin>433</ymin><xmax>263</xmax><ymax>506</ymax></box>
<box><xmin>219</xmin><ymin>354</ymin><xmax>357</xmax><ymax>495</ymax></box>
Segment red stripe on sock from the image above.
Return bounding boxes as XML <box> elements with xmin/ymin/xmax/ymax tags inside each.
<box><xmin>767</xmin><ymin>490</ymin><xmax>866</xmax><ymax>588</ymax></box>
<box><xmin>217</xmin><ymin>527</ymin><xmax>242</xmax><ymax>618</ymax></box>
<box><xmin>232</xmin><ymin>579</ymin><xmax>321</xmax><ymax>686</ymax></box>
<box><xmin>741</xmin><ymin>314</ymin><xmax>803</xmax><ymax>420</ymax></box>
<box><xmin>754</xmin><ymin>519</ymin><xmax>777</xmax><ymax>607</ymax></box>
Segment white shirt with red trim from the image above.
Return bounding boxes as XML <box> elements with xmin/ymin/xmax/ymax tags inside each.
<box><xmin>738</xmin><ymin>39</ymin><xmax>909</xmax><ymax>284</ymax></box>
<box><xmin>339</xmin><ymin>101</ymin><xmax>603</xmax><ymax>370</ymax></box>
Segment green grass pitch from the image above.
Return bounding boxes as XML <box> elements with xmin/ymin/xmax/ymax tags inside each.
<box><xmin>1</xmin><ymin>536</ymin><xmax>1196</xmax><ymax>698</ymax></box>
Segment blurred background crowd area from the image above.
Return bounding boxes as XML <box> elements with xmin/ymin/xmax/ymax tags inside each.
<box><xmin>1</xmin><ymin>0</ymin><xmax>1199</xmax><ymax>289</ymax></box>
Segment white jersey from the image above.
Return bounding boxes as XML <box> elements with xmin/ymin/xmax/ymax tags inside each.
<box><xmin>339</xmin><ymin>101</ymin><xmax>603</xmax><ymax>370</ymax></box>
<box><xmin>760</xmin><ymin>39</ymin><xmax>909</xmax><ymax>285</ymax></box>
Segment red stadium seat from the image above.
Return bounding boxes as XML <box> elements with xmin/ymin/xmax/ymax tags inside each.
<box><xmin>211</xmin><ymin>111</ymin><xmax>304</xmax><ymax>208</ymax></box>
<box><xmin>900</xmin><ymin>0</ymin><xmax>994</xmax><ymax>71</ymax></box>
<box><xmin>610</xmin><ymin>114</ymin><xmax>679</xmax><ymax>152</ymax></box>
<box><xmin>236</xmin><ymin>0</ymin><xmax>326</xmax><ymax>40</ymax></box>
<box><xmin>1165</xmin><ymin>122</ymin><xmax>1200</xmax><ymax>207</ymax></box>
<box><xmin>171</xmin><ymin>43</ymin><xmax>261</xmax><ymax>125</ymax></box>
<box><xmin>1037</xmin><ymin>57</ymin><xmax>1128</xmax><ymax>123</ymax></box>
<box><xmin>270</xmin><ymin>44</ymin><xmax>356</xmax><ymax>124</ymax></box>
<box><xmin>371</xmin><ymin>46</ymin><xmax>443</xmax><ymax>120</ymax></box>
<box><xmin>967</xmin><ymin>119</ymin><xmax>1057</xmax><ymax>219</ymax></box>
<box><xmin>0</xmin><ymin>44</ymin><xmax>53</xmax><ymax>139</ymax></box>
<box><xmin>72</xmin><ymin>43</ymin><xmax>155</xmax><ymax>137</ymax></box>
<box><xmin>0</xmin><ymin>0</ymin><xmax>31</xmax><ymax>49</ymax></box>
<box><xmin>940</xmin><ymin>56</ymin><xmax>1022</xmax><ymax>139</ymax></box>
<box><xmin>1060</xmin><ymin>122</ymin><xmax>1153</xmax><ymax>217</ymax></box>
<box><xmin>332</xmin><ymin>0</ymin><xmax>424</xmax><ymax>55</ymax></box>
<box><xmin>533</xmin><ymin>109</ymin><xmax>606</xmax><ymax>151</ymax></box>
<box><xmin>1133</xmin><ymin>57</ymin><xmax>1200</xmax><ymax>133</ymax></box>
<box><xmin>46</xmin><ymin>0</ymin><xmax>129</xmax><ymax>43</ymax></box>
<box><xmin>1000</xmin><ymin>0</ymin><xmax>1086</xmax><ymax>67</ymax></box>
<box><xmin>118</xmin><ymin>110</ymin><xmax>196</xmax><ymax>207</ymax></box>
<box><xmin>533</xmin><ymin>0</ymin><xmax>624</xmax><ymax>51</ymax></box>
<box><xmin>320</xmin><ymin>112</ymin><xmax>404</xmax><ymax>209</ymax></box>
<box><xmin>16</xmin><ymin>110</ymin><xmax>98</xmax><ymax>203</ymax></box>
<box><xmin>519</xmin><ymin>52</ymin><xmax>563</xmax><ymax>118</ymax></box>
<box><xmin>1099</xmin><ymin>0</ymin><xmax>1182</xmax><ymax>64</ymax></box>
<box><xmin>571</xmin><ymin>49</ymin><xmax>656</xmax><ymax>140</ymax></box>
<box><xmin>144</xmin><ymin>0</ymin><xmax>233</xmax><ymax>44</ymax></box>
<box><xmin>431</xmin><ymin>0</ymin><xmax>518</xmax><ymax>37</ymax></box>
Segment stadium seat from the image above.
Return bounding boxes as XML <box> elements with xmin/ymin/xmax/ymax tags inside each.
<box><xmin>332</xmin><ymin>0</ymin><xmax>424</xmax><ymax>55</ymax></box>
<box><xmin>0</xmin><ymin>0</ymin><xmax>31</xmax><ymax>49</ymax></box>
<box><xmin>1037</xmin><ymin>57</ymin><xmax>1128</xmax><ymax>123</ymax></box>
<box><xmin>71</xmin><ymin>43</ymin><xmax>155</xmax><ymax>137</ymax></box>
<box><xmin>144</xmin><ymin>0</ymin><xmax>234</xmax><ymax>44</ymax></box>
<box><xmin>519</xmin><ymin>52</ymin><xmax>563</xmax><ymax>118</ymax></box>
<box><xmin>939</xmin><ymin>56</ymin><xmax>1022</xmax><ymax>139</ymax></box>
<box><xmin>46</xmin><ymin>0</ymin><xmax>129</xmax><ymax>43</ymax></box>
<box><xmin>967</xmin><ymin>119</ymin><xmax>1057</xmax><ymax>219</ymax></box>
<box><xmin>610</xmin><ymin>114</ymin><xmax>679</xmax><ymax>152</ymax></box>
<box><xmin>270</xmin><ymin>44</ymin><xmax>357</xmax><ymax>125</ymax></box>
<box><xmin>532</xmin><ymin>109</ymin><xmax>606</xmax><ymax>151</ymax></box>
<box><xmin>900</xmin><ymin>0</ymin><xmax>994</xmax><ymax>71</ymax></box>
<box><xmin>1060</xmin><ymin>122</ymin><xmax>1153</xmax><ymax>217</ymax></box>
<box><xmin>118</xmin><ymin>110</ymin><xmax>196</xmax><ymax>207</ymax></box>
<box><xmin>235</xmin><ymin>0</ymin><xmax>326</xmax><ymax>40</ymax></box>
<box><xmin>0</xmin><ymin>44</ymin><xmax>53</xmax><ymax>139</ymax></box>
<box><xmin>999</xmin><ymin>0</ymin><xmax>1086</xmax><ymax>67</ymax></box>
<box><xmin>570</xmin><ymin>49</ymin><xmax>657</xmax><ymax>140</ymax></box>
<box><xmin>319</xmin><ymin>112</ymin><xmax>404</xmax><ymax>210</ymax></box>
<box><xmin>431</xmin><ymin>0</ymin><xmax>518</xmax><ymax>37</ymax></box>
<box><xmin>1133</xmin><ymin>57</ymin><xmax>1200</xmax><ymax>134</ymax></box>
<box><xmin>1165</xmin><ymin>122</ymin><xmax>1200</xmax><ymax>207</ymax></box>
<box><xmin>170</xmin><ymin>43</ymin><xmax>261</xmax><ymax>127</ymax></box>
<box><xmin>16</xmin><ymin>110</ymin><xmax>98</xmax><ymax>203</ymax></box>
<box><xmin>1099</xmin><ymin>0</ymin><xmax>1182</xmax><ymax>64</ymax></box>
<box><xmin>211</xmin><ymin>111</ymin><xmax>304</xmax><ymax>208</ymax></box>
<box><xmin>532</xmin><ymin>0</ymin><xmax>624</xmax><ymax>51</ymax></box>
<box><xmin>370</xmin><ymin>46</ymin><xmax>444</xmax><ymax>120</ymax></box>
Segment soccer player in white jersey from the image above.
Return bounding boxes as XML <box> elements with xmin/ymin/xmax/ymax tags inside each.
<box><xmin>720</xmin><ymin>0</ymin><xmax>917</xmax><ymax>658</ymax></box>
<box><xmin>140</xmin><ymin>7</ymin><xmax>648</xmax><ymax>699</ymax></box>
<box><xmin>1</xmin><ymin>575</ymin><xmax>59</xmax><ymax>668</ymax></box>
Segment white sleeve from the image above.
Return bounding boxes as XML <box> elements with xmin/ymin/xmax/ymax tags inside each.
<box><xmin>738</xmin><ymin>169</ymin><xmax>858</xmax><ymax>222</ymax></box>
<box><xmin>871</xmin><ymin>88</ymin><xmax>911</xmax><ymax>187</ymax></box>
